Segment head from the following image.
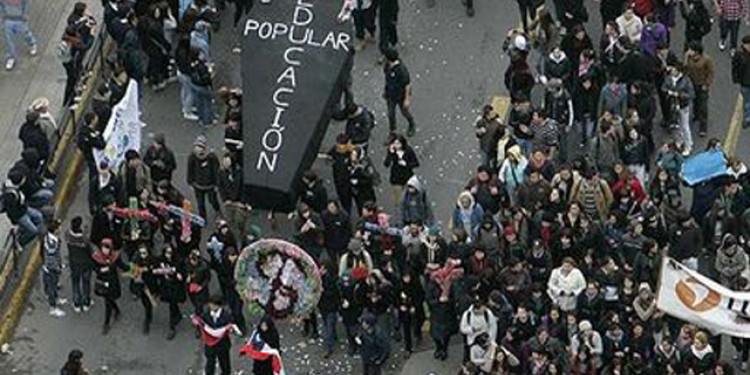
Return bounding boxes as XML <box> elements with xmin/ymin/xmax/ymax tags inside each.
<box><xmin>101</xmin><ymin>238</ymin><xmax>113</xmax><ymax>254</ymax></box>
<box><xmin>384</xmin><ymin>48</ymin><xmax>399</xmax><ymax>64</ymax></box>
<box><xmin>207</xmin><ymin>295</ymin><xmax>223</xmax><ymax>312</ymax></box>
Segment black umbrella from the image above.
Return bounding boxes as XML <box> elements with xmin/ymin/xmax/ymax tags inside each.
<box><xmin>241</xmin><ymin>0</ymin><xmax>354</xmax><ymax>212</ymax></box>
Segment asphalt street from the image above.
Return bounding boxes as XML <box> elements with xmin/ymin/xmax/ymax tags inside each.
<box><xmin>0</xmin><ymin>0</ymin><xmax>748</xmax><ymax>374</ymax></box>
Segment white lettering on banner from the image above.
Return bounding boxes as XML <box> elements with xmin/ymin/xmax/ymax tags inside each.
<box><xmin>245</xmin><ymin>0</ymin><xmax>351</xmax><ymax>172</ymax></box>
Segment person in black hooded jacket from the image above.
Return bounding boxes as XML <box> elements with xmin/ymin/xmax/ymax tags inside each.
<box><xmin>18</xmin><ymin>111</ymin><xmax>50</xmax><ymax>164</ymax></box>
<box><xmin>319</xmin><ymin>260</ymin><xmax>341</xmax><ymax>358</ymax></box>
<box><xmin>321</xmin><ymin>200</ymin><xmax>351</xmax><ymax>260</ymax></box>
<box><xmin>10</xmin><ymin>148</ymin><xmax>53</xmax><ymax>208</ymax></box>
<box><xmin>252</xmin><ymin>316</ymin><xmax>280</xmax><ymax>375</ymax></box>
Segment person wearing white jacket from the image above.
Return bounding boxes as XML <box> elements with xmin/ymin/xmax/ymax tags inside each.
<box><xmin>460</xmin><ymin>300</ymin><xmax>498</xmax><ymax>360</ymax></box>
<box><xmin>547</xmin><ymin>257</ymin><xmax>587</xmax><ymax>312</ymax></box>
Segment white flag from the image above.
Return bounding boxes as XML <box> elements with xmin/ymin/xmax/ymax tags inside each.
<box><xmin>657</xmin><ymin>257</ymin><xmax>750</xmax><ymax>337</ymax></box>
<box><xmin>94</xmin><ymin>80</ymin><xmax>143</xmax><ymax>171</ymax></box>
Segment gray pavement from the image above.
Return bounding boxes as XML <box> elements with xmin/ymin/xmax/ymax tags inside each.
<box><xmin>0</xmin><ymin>0</ymin><xmax>748</xmax><ymax>374</ymax></box>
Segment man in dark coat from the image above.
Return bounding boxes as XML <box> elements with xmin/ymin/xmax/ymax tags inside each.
<box><xmin>18</xmin><ymin>111</ymin><xmax>50</xmax><ymax>164</ymax></box>
<box><xmin>143</xmin><ymin>133</ymin><xmax>177</xmax><ymax>188</ymax></box>
<box><xmin>195</xmin><ymin>295</ymin><xmax>237</xmax><ymax>375</ymax></box>
<box><xmin>359</xmin><ymin>313</ymin><xmax>390</xmax><ymax>375</ymax></box>
<box><xmin>187</xmin><ymin>135</ymin><xmax>221</xmax><ymax>220</ymax></box>
<box><xmin>76</xmin><ymin>112</ymin><xmax>106</xmax><ymax>179</ymax></box>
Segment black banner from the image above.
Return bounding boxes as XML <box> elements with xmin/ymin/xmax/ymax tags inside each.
<box><xmin>241</xmin><ymin>0</ymin><xmax>353</xmax><ymax>212</ymax></box>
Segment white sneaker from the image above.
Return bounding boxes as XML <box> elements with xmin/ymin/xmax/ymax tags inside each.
<box><xmin>183</xmin><ymin>113</ymin><xmax>199</xmax><ymax>121</ymax></box>
<box><xmin>29</xmin><ymin>45</ymin><xmax>37</xmax><ymax>56</ymax></box>
<box><xmin>5</xmin><ymin>58</ymin><xmax>15</xmax><ymax>71</ymax></box>
<box><xmin>57</xmin><ymin>298</ymin><xmax>68</xmax><ymax>306</ymax></box>
<box><xmin>82</xmin><ymin>304</ymin><xmax>90</xmax><ymax>312</ymax></box>
<box><xmin>720</xmin><ymin>40</ymin><xmax>727</xmax><ymax>51</ymax></box>
<box><xmin>73</xmin><ymin>306</ymin><xmax>81</xmax><ymax>313</ymax></box>
<box><xmin>49</xmin><ymin>307</ymin><xmax>66</xmax><ymax>317</ymax></box>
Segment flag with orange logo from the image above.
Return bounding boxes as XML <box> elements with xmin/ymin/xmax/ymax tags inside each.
<box><xmin>657</xmin><ymin>257</ymin><xmax>750</xmax><ymax>338</ymax></box>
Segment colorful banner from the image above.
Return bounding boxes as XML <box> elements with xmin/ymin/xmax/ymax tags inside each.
<box><xmin>94</xmin><ymin>80</ymin><xmax>143</xmax><ymax>171</ymax></box>
<box><xmin>657</xmin><ymin>257</ymin><xmax>750</xmax><ymax>338</ymax></box>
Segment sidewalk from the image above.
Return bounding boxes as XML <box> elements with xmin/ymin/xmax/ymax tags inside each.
<box><xmin>0</xmin><ymin>0</ymin><xmax>103</xmax><ymax>281</ymax></box>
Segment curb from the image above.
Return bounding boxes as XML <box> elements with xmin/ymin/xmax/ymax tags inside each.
<box><xmin>0</xmin><ymin>36</ymin><xmax>111</xmax><ymax>346</ymax></box>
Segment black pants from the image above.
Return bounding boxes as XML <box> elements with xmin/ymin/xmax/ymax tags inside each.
<box><xmin>147</xmin><ymin>51</ymin><xmax>169</xmax><ymax>86</ymax></box>
<box><xmin>364</xmin><ymin>363</ymin><xmax>382</xmax><ymax>375</ymax></box>
<box><xmin>434</xmin><ymin>336</ymin><xmax>450</xmax><ymax>355</ymax></box>
<box><xmin>733</xmin><ymin>337</ymin><xmax>750</xmax><ymax>362</ymax></box>
<box><xmin>169</xmin><ymin>300</ymin><xmax>182</xmax><ymax>328</ymax></box>
<box><xmin>517</xmin><ymin>0</ymin><xmax>535</xmax><ymax>31</ymax></box>
<box><xmin>378</xmin><ymin>14</ymin><xmax>398</xmax><ymax>54</ymax></box>
<box><xmin>193</xmin><ymin>187</ymin><xmax>221</xmax><ymax>221</ymax></box>
<box><xmin>205</xmin><ymin>340</ymin><xmax>232</xmax><ymax>375</ymax></box>
<box><xmin>386</xmin><ymin>98</ymin><xmax>415</xmax><ymax>132</ymax></box>
<box><xmin>140</xmin><ymin>288</ymin><xmax>153</xmax><ymax>327</ymax></box>
<box><xmin>233</xmin><ymin>0</ymin><xmax>253</xmax><ymax>28</ymax></box>
<box><xmin>353</xmin><ymin>7</ymin><xmax>376</xmax><ymax>39</ymax></box>
<box><xmin>694</xmin><ymin>86</ymin><xmax>709</xmax><ymax>133</ymax></box>
<box><xmin>226</xmin><ymin>288</ymin><xmax>247</xmax><ymax>334</ymax></box>
<box><xmin>720</xmin><ymin>18</ymin><xmax>740</xmax><ymax>50</ymax></box>
<box><xmin>190</xmin><ymin>290</ymin><xmax>209</xmax><ymax>315</ymax></box>
<box><xmin>104</xmin><ymin>297</ymin><xmax>120</xmax><ymax>325</ymax></box>
<box><xmin>63</xmin><ymin>60</ymin><xmax>81</xmax><ymax>106</ymax></box>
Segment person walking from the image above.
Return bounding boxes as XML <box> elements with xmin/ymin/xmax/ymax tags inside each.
<box><xmin>60</xmin><ymin>349</ymin><xmax>89</xmax><ymax>375</ymax></box>
<box><xmin>383</xmin><ymin>49</ymin><xmax>416</xmax><ymax>136</ymax></box>
<box><xmin>359</xmin><ymin>313</ymin><xmax>391</xmax><ymax>375</ymax></box>
<box><xmin>144</xmin><ymin>133</ymin><xmax>178</xmax><ymax>187</ymax></box>
<box><xmin>378</xmin><ymin>0</ymin><xmax>399</xmax><ymax>58</ymax></box>
<box><xmin>732</xmin><ymin>35</ymin><xmax>750</xmax><ymax>129</ymax></box>
<box><xmin>67</xmin><ymin>216</ymin><xmax>94</xmax><ymax>313</ymax></box>
<box><xmin>92</xmin><ymin>238</ymin><xmax>130</xmax><ymax>335</ymax></box>
<box><xmin>384</xmin><ymin>134</ymin><xmax>419</xmax><ymax>207</ymax></box>
<box><xmin>0</xmin><ymin>0</ymin><xmax>37</xmax><ymax>71</ymax></box>
<box><xmin>42</xmin><ymin>219</ymin><xmax>66</xmax><ymax>318</ymax></box>
<box><xmin>189</xmin><ymin>47</ymin><xmax>216</xmax><ymax>127</ymax></box>
<box><xmin>662</xmin><ymin>62</ymin><xmax>695</xmax><ymax>155</ymax></box>
<box><xmin>715</xmin><ymin>0</ymin><xmax>749</xmax><ymax>55</ymax></box>
<box><xmin>249</xmin><ymin>316</ymin><xmax>281</xmax><ymax>375</ymax></box>
<box><xmin>187</xmin><ymin>135</ymin><xmax>222</xmax><ymax>220</ymax></box>
<box><xmin>192</xmin><ymin>295</ymin><xmax>240</xmax><ymax>375</ymax></box>
<box><xmin>154</xmin><ymin>244</ymin><xmax>186</xmax><ymax>340</ymax></box>
<box><xmin>685</xmin><ymin>42</ymin><xmax>715</xmax><ymax>138</ymax></box>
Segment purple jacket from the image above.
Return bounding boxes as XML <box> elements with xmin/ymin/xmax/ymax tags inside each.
<box><xmin>640</xmin><ymin>23</ymin><xmax>668</xmax><ymax>56</ymax></box>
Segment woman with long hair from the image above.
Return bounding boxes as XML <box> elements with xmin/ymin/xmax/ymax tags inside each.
<box><xmin>251</xmin><ymin>316</ymin><xmax>281</xmax><ymax>375</ymax></box>
<box><xmin>92</xmin><ymin>238</ymin><xmax>130</xmax><ymax>335</ymax></box>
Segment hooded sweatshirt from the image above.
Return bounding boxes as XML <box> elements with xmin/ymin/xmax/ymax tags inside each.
<box><xmin>66</xmin><ymin>229</ymin><xmax>94</xmax><ymax>271</ymax></box>
<box><xmin>401</xmin><ymin>175</ymin><xmax>432</xmax><ymax>225</ymax></box>
<box><xmin>452</xmin><ymin>191</ymin><xmax>484</xmax><ymax>239</ymax></box>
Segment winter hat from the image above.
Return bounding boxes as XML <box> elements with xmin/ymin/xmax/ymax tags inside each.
<box><xmin>579</xmin><ymin>320</ymin><xmax>593</xmax><ymax>332</ymax></box>
<box><xmin>194</xmin><ymin>135</ymin><xmax>208</xmax><ymax>148</ymax></box>
<box><xmin>29</xmin><ymin>97</ymin><xmax>49</xmax><ymax>112</ymax></box>
<box><xmin>124</xmin><ymin>149</ymin><xmax>139</xmax><ymax>161</ymax></box>
<box><xmin>504</xmin><ymin>226</ymin><xmax>516</xmax><ymax>236</ymax></box>
<box><xmin>428</xmin><ymin>226</ymin><xmax>440</xmax><ymax>236</ymax></box>
<box><xmin>101</xmin><ymin>238</ymin><xmax>113</xmax><ymax>247</ymax></box>
<box><xmin>638</xmin><ymin>283</ymin><xmax>651</xmax><ymax>293</ymax></box>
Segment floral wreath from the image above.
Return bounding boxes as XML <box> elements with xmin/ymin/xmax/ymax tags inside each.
<box><xmin>235</xmin><ymin>239</ymin><xmax>322</xmax><ymax>320</ymax></box>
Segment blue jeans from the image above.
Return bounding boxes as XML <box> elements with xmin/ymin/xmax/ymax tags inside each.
<box><xmin>742</xmin><ymin>86</ymin><xmax>750</xmax><ymax>126</ymax></box>
<box><xmin>193</xmin><ymin>84</ymin><xmax>215</xmax><ymax>126</ymax></box>
<box><xmin>28</xmin><ymin>188</ymin><xmax>53</xmax><ymax>208</ymax></box>
<box><xmin>71</xmin><ymin>267</ymin><xmax>92</xmax><ymax>308</ymax></box>
<box><xmin>179</xmin><ymin>0</ymin><xmax>194</xmax><ymax>20</ymax></box>
<box><xmin>42</xmin><ymin>270</ymin><xmax>60</xmax><ymax>307</ymax></box>
<box><xmin>17</xmin><ymin>207</ymin><xmax>42</xmax><ymax>244</ymax></box>
<box><xmin>4</xmin><ymin>19</ymin><xmax>36</xmax><ymax>59</ymax></box>
<box><xmin>178</xmin><ymin>71</ymin><xmax>196</xmax><ymax>116</ymax></box>
<box><xmin>323</xmin><ymin>312</ymin><xmax>338</xmax><ymax>352</ymax></box>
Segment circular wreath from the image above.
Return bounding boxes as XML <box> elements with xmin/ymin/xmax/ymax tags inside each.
<box><xmin>235</xmin><ymin>239</ymin><xmax>322</xmax><ymax>320</ymax></box>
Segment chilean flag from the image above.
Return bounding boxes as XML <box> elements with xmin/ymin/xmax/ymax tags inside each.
<box><xmin>239</xmin><ymin>330</ymin><xmax>286</xmax><ymax>375</ymax></box>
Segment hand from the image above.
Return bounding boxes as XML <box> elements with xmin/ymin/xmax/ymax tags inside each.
<box><xmin>398</xmin><ymin>159</ymin><xmax>407</xmax><ymax>166</ymax></box>
<box><xmin>403</xmin><ymin>96</ymin><xmax>411</xmax><ymax>108</ymax></box>
<box><xmin>490</xmin><ymin>186</ymin><xmax>498</xmax><ymax>195</ymax></box>
<box><xmin>342</xmin><ymin>299</ymin><xmax>350</xmax><ymax>308</ymax></box>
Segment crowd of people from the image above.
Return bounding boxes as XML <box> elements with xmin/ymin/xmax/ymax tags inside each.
<box><xmin>6</xmin><ymin>0</ymin><xmax>750</xmax><ymax>375</ymax></box>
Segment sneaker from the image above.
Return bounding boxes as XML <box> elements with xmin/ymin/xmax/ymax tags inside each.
<box><xmin>720</xmin><ymin>40</ymin><xmax>726</xmax><ymax>51</ymax></box>
<box><xmin>57</xmin><ymin>298</ymin><xmax>68</xmax><ymax>306</ymax></box>
<box><xmin>354</xmin><ymin>38</ymin><xmax>366</xmax><ymax>51</ymax></box>
<box><xmin>29</xmin><ymin>45</ymin><xmax>38</xmax><ymax>56</ymax></box>
<box><xmin>49</xmin><ymin>307</ymin><xmax>66</xmax><ymax>317</ymax></box>
<box><xmin>183</xmin><ymin>113</ymin><xmax>199</xmax><ymax>121</ymax></box>
<box><xmin>5</xmin><ymin>58</ymin><xmax>15</xmax><ymax>71</ymax></box>
<box><xmin>166</xmin><ymin>328</ymin><xmax>176</xmax><ymax>340</ymax></box>
<box><xmin>407</xmin><ymin>124</ymin><xmax>416</xmax><ymax>137</ymax></box>
<box><xmin>73</xmin><ymin>306</ymin><xmax>82</xmax><ymax>314</ymax></box>
<box><xmin>466</xmin><ymin>6</ymin><xmax>475</xmax><ymax>17</ymax></box>
<box><xmin>731</xmin><ymin>48</ymin><xmax>737</xmax><ymax>57</ymax></box>
<box><xmin>232</xmin><ymin>46</ymin><xmax>241</xmax><ymax>54</ymax></box>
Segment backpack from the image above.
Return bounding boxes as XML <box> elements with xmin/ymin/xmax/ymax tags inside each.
<box><xmin>58</xmin><ymin>40</ymin><xmax>72</xmax><ymax>63</ymax></box>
